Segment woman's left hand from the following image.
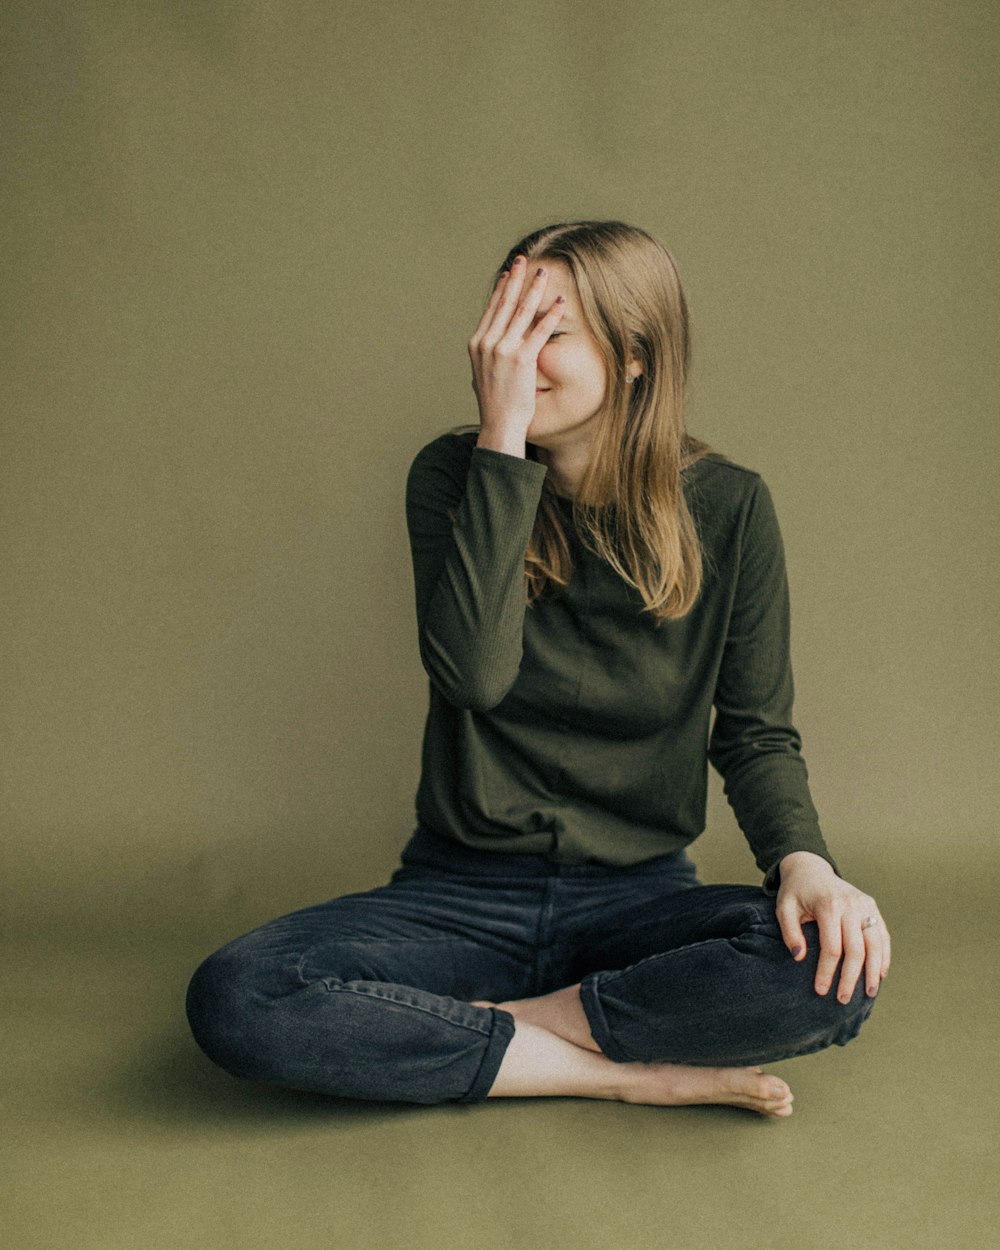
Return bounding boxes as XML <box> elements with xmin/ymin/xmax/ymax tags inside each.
<box><xmin>775</xmin><ymin>851</ymin><xmax>891</xmax><ymax>1003</ymax></box>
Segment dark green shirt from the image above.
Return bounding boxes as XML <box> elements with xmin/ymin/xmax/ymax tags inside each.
<box><xmin>405</xmin><ymin>430</ymin><xmax>838</xmax><ymax>894</ymax></box>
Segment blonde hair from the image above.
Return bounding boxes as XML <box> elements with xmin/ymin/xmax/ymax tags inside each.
<box><xmin>476</xmin><ymin>220</ymin><xmax>721</xmax><ymax>622</ymax></box>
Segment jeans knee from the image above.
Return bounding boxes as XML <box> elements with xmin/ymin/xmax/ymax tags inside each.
<box><xmin>832</xmin><ymin>981</ymin><xmax>878</xmax><ymax>1045</ymax></box>
<box><xmin>788</xmin><ymin>959</ymin><xmax>879</xmax><ymax>1055</ymax></box>
<box><xmin>185</xmin><ymin>946</ymin><xmax>276</xmax><ymax>1080</ymax></box>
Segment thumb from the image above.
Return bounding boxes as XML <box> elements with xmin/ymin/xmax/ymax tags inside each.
<box><xmin>775</xmin><ymin>897</ymin><xmax>808</xmax><ymax>961</ymax></box>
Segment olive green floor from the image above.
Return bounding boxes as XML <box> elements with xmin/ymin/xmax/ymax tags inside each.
<box><xmin>7</xmin><ymin>856</ymin><xmax>997</xmax><ymax>1250</ymax></box>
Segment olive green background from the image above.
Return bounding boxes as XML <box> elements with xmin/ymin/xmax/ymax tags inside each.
<box><xmin>4</xmin><ymin>2</ymin><xmax>997</xmax><ymax>1248</ymax></box>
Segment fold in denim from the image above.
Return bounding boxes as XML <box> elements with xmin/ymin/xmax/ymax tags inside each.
<box><xmin>457</xmin><ymin>1008</ymin><xmax>517</xmax><ymax>1103</ymax></box>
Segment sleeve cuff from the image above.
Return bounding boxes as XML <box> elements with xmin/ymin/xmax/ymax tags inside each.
<box><xmin>470</xmin><ymin>445</ymin><xmax>550</xmax><ymax>482</ymax></box>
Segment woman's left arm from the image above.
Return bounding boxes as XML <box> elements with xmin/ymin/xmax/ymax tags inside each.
<box><xmin>708</xmin><ymin>474</ymin><xmax>891</xmax><ymax>1000</ymax></box>
<box><xmin>775</xmin><ymin>850</ymin><xmax>891</xmax><ymax>1002</ymax></box>
<box><xmin>708</xmin><ymin>476</ymin><xmax>839</xmax><ymax>889</ymax></box>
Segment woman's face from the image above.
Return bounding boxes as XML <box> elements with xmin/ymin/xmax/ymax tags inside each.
<box><xmin>524</xmin><ymin>259</ymin><xmax>610</xmax><ymax>451</ymax></box>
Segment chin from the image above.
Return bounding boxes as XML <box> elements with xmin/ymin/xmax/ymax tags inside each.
<box><xmin>527</xmin><ymin>421</ymin><xmax>585</xmax><ymax>449</ymax></box>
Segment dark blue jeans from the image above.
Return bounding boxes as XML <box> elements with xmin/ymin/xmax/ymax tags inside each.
<box><xmin>186</xmin><ymin>827</ymin><xmax>876</xmax><ymax>1105</ymax></box>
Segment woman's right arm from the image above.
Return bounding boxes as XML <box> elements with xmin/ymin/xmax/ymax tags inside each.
<box><xmin>406</xmin><ymin>437</ymin><xmax>547</xmax><ymax>711</ymax></box>
<box><xmin>405</xmin><ymin>257</ymin><xmax>566</xmax><ymax>711</ymax></box>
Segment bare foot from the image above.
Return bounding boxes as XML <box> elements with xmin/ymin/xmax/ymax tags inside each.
<box><xmin>620</xmin><ymin>1061</ymin><xmax>794</xmax><ymax>1117</ymax></box>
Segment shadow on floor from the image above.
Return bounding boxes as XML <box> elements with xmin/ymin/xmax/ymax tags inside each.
<box><xmin>109</xmin><ymin>1027</ymin><xmax>441</xmax><ymax>1131</ymax></box>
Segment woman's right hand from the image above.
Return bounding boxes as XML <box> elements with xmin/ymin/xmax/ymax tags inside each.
<box><xmin>467</xmin><ymin>255</ymin><xmax>565</xmax><ymax>456</ymax></box>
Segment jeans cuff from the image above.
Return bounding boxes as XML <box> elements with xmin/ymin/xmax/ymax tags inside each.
<box><xmin>579</xmin><ymin>973</ymin><xmax>632</xmax><ymax>1064</ymax></box>
<box><xmin>457</xmin><ymin>1008</ymin><xmax>517</xmax><ymax>1104</ymax></box>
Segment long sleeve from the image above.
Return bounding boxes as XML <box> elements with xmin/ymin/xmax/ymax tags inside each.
<box><xmin>405</xmin><ymin>435</ymin><xmax>548</xmax><ymax>711</ymax></box>
<box><xmin>707</xmin><ymin>476</ymin><xmax>840</xmax><ymax>894</ymax></box>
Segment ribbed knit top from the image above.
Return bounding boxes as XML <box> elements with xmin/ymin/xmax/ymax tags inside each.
<box><xmin>404</xmin><ymin>430</ymin><xmax>838</xmax><ymax>893</ymax></box>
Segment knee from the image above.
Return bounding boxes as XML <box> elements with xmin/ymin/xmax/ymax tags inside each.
<box><xmin>185</xmin><ymin>945</ymin><xmax>276</xmax><ymax>1080</ymax></box>
<box><xmin>807</xmin><ymin>976</ymin><xmax>877</xmax><ymax>1048</ymax></box>
<box><xmin>786</xmin><ymin>925</ymin><xmax>879</xmax><ymax>1051</ymax></box>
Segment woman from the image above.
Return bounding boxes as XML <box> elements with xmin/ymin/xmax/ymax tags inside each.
<box><xmin>186</xmin><ymin>220</ymin><xmax>889</xmax><ymax>1117</ymax></box>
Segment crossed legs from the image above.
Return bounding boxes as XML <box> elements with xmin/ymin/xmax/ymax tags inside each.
<box><xmin>186</xmin><ymin>871</ymin><xmax>875</xmax><ymax>1114</ymax></box>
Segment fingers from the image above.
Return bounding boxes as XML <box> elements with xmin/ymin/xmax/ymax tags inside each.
<box><xmin>836</xmin><ymin>915</ymin><xmax>866</xmax><ymax>1003</ymax></box>
<box><xmin>813</xmin><ymin>905</ymin><xmax>842</xmax><ymax>997</ymax></box>
<box><xmin>469</xmin><ymin>269</ymin><xmax>510</xmax><ymax>345</ymax></box>
<box><xmin>830</xmin><ymin>904</ymin><xmax>889</xmax><ymax>1002</ymax></box>
<box><xmin>525</xmin><ymin>293</ymin><xmax>566</xmax><ymax>350</ymax></box>
<box><xmin>863</xmin><ymin>925</ymin><xmax>884</xmax><ymax>998</ymax></box>
<box><xmin>864</xmin><ymin>910</ymin><xmax>890</xmax><ymax>996</ymax></box>
<box><xmin>492</xmin><ymin>261</ymin><xmax>551</xmax><ymax>349</ymax></box>
<box><xmin>469</xmin><ymin>265</ymin><xmax>522</xmax><ymax>352</ymax></box>
<box><xmin>474</xmin><ymin>255</ymin><xmax>532</xmax><ymax>348</ymax></box>
<box><xmin>775</xmin><ymin>898</ymin><xmax>807</xmax><ymax>962</ymax></box>
<box><xmin>779</xmin><ymin>872</ymin><xmax>892</xmax><ymax>1003</ymax></box>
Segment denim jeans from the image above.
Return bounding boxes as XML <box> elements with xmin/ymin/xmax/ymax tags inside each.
<box><xmin>186</xmin><ymin>826</ymin><xmax>876</xmax><ymax>1105</ymax></box>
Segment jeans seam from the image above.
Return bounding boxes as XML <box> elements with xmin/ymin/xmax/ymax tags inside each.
<box><xmin>527</xmin><ymin>878</ymin><xmax>554</xmax><ymax>998</ymax></box>
<box><xmin>308</xmin><ymin>979</ymin><xmax>493</xmax><ymax>1037</ymax></box>
<box><xmin>294</xmin><ymin>937</ymin><xmax>479</xmax><ymax>986</ymax></box>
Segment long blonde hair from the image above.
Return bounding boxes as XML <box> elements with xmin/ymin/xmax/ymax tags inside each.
<box><xmin>483</xmin><ymin>221</ymin><xmax>721</xmax><ymax>621</ymax></box>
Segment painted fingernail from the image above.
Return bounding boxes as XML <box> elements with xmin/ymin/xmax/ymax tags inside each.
<box><xmin>791</xmin><ymin>945</ymin><xmax>803</xmax><ymax>958</ymax></box>
<box><xmin>536</xmin><ymin>267</ymin><xmax>545</xmax><ymax>277</ymax></box>
<box><xmin>868</xmin><ymin>983</ymin><xmax>878</xmax><ymax>996</ymax></box>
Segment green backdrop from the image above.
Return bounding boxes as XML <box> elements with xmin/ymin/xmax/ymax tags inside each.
<box><xmin>4</xmin><ymin>0</ymin><xmax>997</xmax><ymax>948</ymax></box>
<box><xmin>5</xmin><ymin>6</ymin><xmax>999</xmax><ymax>1250</ymax></box>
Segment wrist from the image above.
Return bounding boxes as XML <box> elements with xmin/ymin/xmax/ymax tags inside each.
<box><xmin>779</xmin><ymin>850</ymin><xmax>835</xmax><ymax>878</ymax></box>
<box><xmin>476</xmin><ymin>425</ymin><xmax>527</xmax><ymax>457</ymax></box>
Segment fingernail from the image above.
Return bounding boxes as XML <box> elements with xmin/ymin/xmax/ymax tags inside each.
<box><xmin>791</xmin><ymin>945</ymin><xmax>803</xmax><ymax>958</ymax></box>
<box><xmin>536</xmin><ymin>267</ymin><xmax>545</xmax><ymax>277</ymax></box>
<box><xmin>867</xmin><ymin>984</ymin><xmax>878</xmax><ymax>997</ymax></box>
